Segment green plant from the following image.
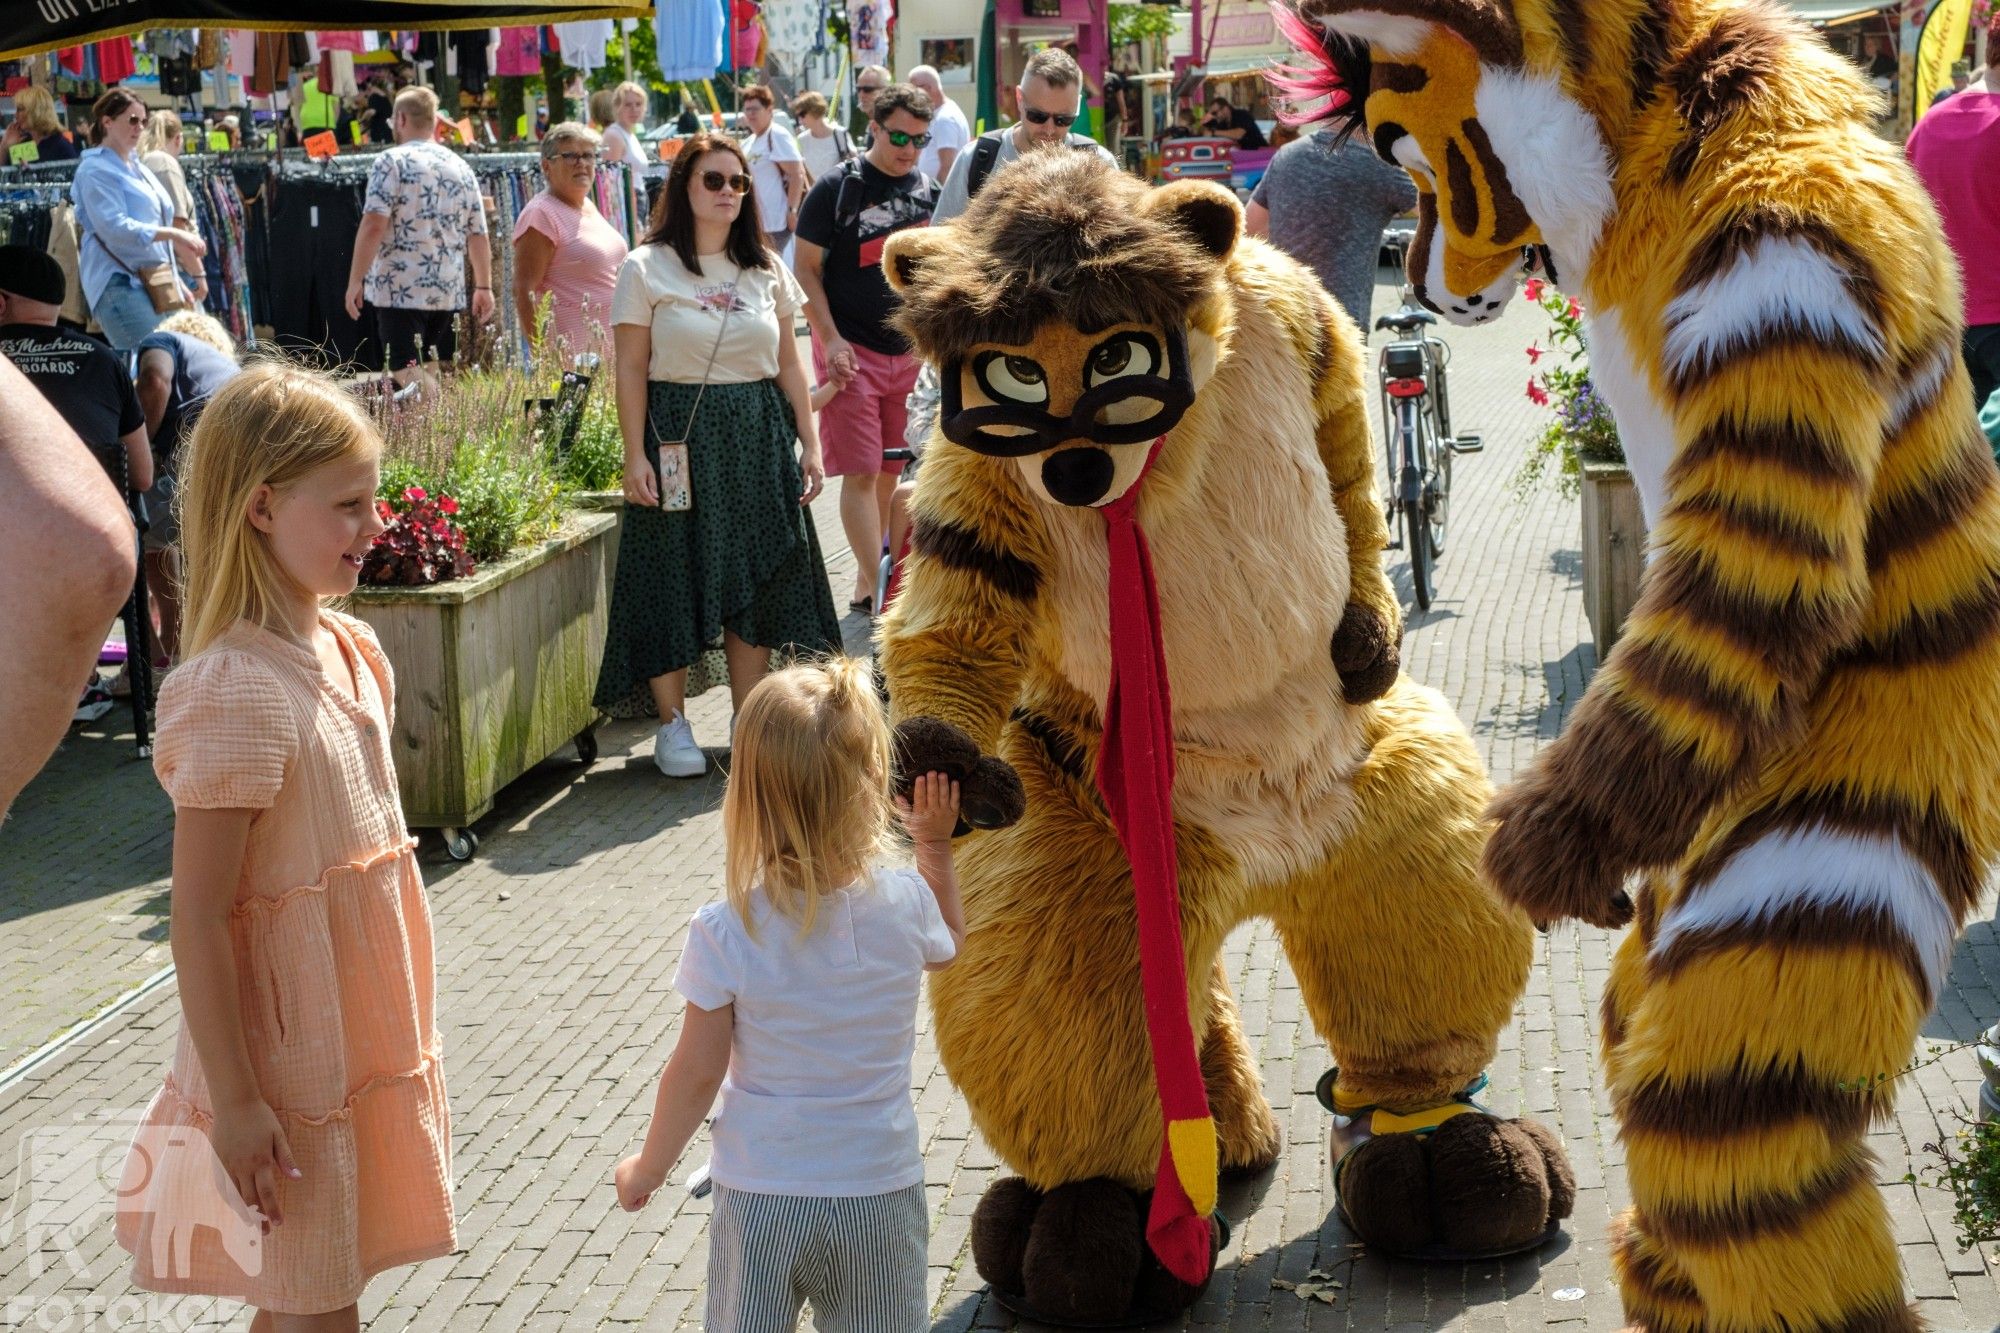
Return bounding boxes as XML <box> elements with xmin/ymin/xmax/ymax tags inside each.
<box><xmin>556</xmin><ymin>387</ymin><xmax>626</xmax><ymax>492</ymax></box>
<box><xmin>1110</xmin><ymin>3</ymin><xmax>1178</xmax><ymax>47</ymax></box>
<box><xmin>372</xmin><ymin>360</ymin><xmax>565</xmax><ymax>574</ymax></box>
<box><xmin>1512</xmin><ymin>279</ymin><xmax>1623</xmax><ymax>501</ymax></box>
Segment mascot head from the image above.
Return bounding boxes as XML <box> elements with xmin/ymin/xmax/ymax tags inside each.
<box><xmin>884</xmin><ymin>153</ymin><xmax>1239</xmax><ymax>509</ymax></box>
<box><xmin>1277</xmin><ymin>0</ymin><xmax>1625</xmax><ymax>326</ymax></box>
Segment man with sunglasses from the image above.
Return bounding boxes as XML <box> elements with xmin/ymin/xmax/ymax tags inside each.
<box><xmin>794</xmin><ymin>83</ymin><xmax>942</xmax><ymax>611</ymax></box>
<box><xmin>932</xmin><ymin>47</ymin><xmax>1115</xmax><ymax>225</ymax></box>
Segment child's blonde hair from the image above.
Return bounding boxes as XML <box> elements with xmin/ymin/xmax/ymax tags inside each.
<box><xmin>723</xmin><ymin>658</ymin><xmax>897</xmax><ymax>937</ymax></box>
<box><xmin>175</xmin><ymin>360</ymin><xmax>381</xmax><ymax>660</ymax></box>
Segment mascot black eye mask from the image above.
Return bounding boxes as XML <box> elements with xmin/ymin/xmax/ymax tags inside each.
<box><xmin>939</xmin><ymin>329</ymin><xmax>1197</xmax><ymax>456</ymax></box>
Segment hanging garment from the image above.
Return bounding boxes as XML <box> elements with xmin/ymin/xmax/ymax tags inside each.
<box><xmin>150</xmin><ymin>29</ymin><xmax>196</xmax><ymax>60</ymax></box>
<box><xmin>552</xmin><ymin>20</ymin><xmax>615</xmax><ymax>71</ymax></box>
<box><xmin>159</xmin><ymin>55</ymin><xmax>200</xmax><ymax>97</ymax></box>
<box><xmin>494</xmin><ymin>26</ymin><xmax>542</xmax><ymax>77</ymax></box>
<box><xmin>195</xmin><ymin>28</ymin><xmax>221</xmax><ymax>70</ymax></box>
<box><xmin>95</xmin><ymin>39</ymin><xmax>136</xmax><ymax>84</ymax></box>
<box><xmin>315</xmin><ymin>31</ymin><xmax>365</xmax><ymax>53</ymax></box>
<box><xmin>227</xmin><ymin>30</ymin><xmax>256</xmax><ymax>79</ymax></box>
<box><xmin>57</xmin><ymin>47</ymin><xmax>85</xmax><ymax>76</ymax></box>
<box><xmin>452</xmin><ymin>30</ymin><xmax>491</xmax><ymax>94</ymax></box>
<box><xmin>732</xmin><ymin>0</ymin><xmax>764</xmax><ymax>71</ymax></box>
<box><xmin>656</xmin><ymin>0</ymin><xmax>725</xmax><ymax>83</ymax></box>
<box><xmin>761</xmin><ymin>0</ymin><xmax>821</xmax><ymax>65</ymax></box>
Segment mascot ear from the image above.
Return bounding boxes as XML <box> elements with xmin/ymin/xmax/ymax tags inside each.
<box><xmin>882</xmin><ymin>228</ymin><xmax>956</xmax><ymax>295</ymax></box>
<box><xmin>1148</xmin><ymin>181</ymin><xmax>1242</xmax><ymax>262</ymax></box>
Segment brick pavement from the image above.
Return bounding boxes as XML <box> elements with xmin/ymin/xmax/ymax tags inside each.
<box><xmin>6</xmin><ymin>278</ymin><xmax>2000</xmax><ymax>1331</ymax></box>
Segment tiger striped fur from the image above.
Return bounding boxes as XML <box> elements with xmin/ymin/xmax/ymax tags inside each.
<box><xmin>1289</xmin><ymin>1</ymin><xmax>2000</xmax><ymax>1327</ymax></box>
<box><xmin>876</xmin><ymin>156</ymin><xmax>1565</xmax><ymax>1324</ymax></box>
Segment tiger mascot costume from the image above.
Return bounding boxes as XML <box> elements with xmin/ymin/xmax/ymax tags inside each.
<box><xmin>1281</xmin><ymin>0</ymin><xmax>2000</xmax><ymax>1328</ymax></box>
<box><xmin>876</xmin><ymin>152</ymin><xmax>1571</xmax><ymax>1326</ymax></box>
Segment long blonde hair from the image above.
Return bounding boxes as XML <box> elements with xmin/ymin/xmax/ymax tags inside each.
<box><xmin>10</xmin><ymin>86</ymin><xmax>60</xmax><ymax>140</ymax></box>
<box><xmin>142</xmin><ymin>108</ymin><xmax>183</xmax><ymax>157</ymax></box>
<box><xmin>175</xmin><ymin>361</ymin><xmax>380</xmax><ymax>659</ymax></box>
<box><xmin>723</xmin><ymin>659</ymin><xmax>897</xmax><ymax>937</ymax></box>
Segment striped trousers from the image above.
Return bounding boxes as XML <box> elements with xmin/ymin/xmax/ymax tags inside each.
<box><xmin>705</xmin><ymin>1183</ymin><xmax>928</xmax><ymax>1332</ymax></box>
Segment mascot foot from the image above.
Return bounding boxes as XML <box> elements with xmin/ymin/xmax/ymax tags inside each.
<box><xmin>1318</xmin><ymin>1070</ymin><xmax>1573</xmax><ymax>1260</ymax></box>
<box><xmin>970</xmin><ymin>1176</ymin><xmax>1228</xmax><ymax>1327</ymax></box>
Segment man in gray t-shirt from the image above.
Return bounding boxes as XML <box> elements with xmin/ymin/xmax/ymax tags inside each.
<box><xmin>1248</xmin><ymin>129</ymin><xmax>1418</xmax><ymax>329</ymax></box>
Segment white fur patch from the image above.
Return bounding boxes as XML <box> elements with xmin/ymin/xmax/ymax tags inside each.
<box><xmin>1662</xmin><ymin>234</ymin><xmax>1885</xmax><ymax>384</ymax></box>
<box><xmin>1470</xmin><ymin>69</ymin><xmax>1614</xmax><ymax>283</ymax></box>
<box><xmin>1652</xmin><ymin>827</ymin><xmax>1958</xmax><ymax>1001</ymax></box>
<box><xmin>1315</xmin><ymin>9</ymin><xmax>1432</xmax><ymax>54</ymax></box>
<box><xmin>1885</xmin><ymin>342</ymin><xmax>1954</xmax><ymax>441</ymax></box>
<box><xmin>1583</xmin><ymin>309</ymin><xmax>1675</xmax><ymax>535</ymax></box>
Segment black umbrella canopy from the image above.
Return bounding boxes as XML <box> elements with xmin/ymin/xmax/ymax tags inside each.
<box><xmin>3</xmin><ymin>2</ymin><xmax>651</xmax><ymax>62</ymax></box>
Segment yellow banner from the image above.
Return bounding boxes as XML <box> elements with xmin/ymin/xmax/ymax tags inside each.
<box><xmin>1915</xmin><ymin>0</ymin><xmax>1975</xmax><ymax>116</ymax></box>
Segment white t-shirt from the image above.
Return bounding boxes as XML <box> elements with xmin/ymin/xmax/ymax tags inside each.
<box><xmin>798</xmin><ymin>124</ymin><xmax>850</xmax><ymax>184</ymax></box>
<box><xmin>748</xmin><ymin>124</ymin><xmax>804</xmax><ymax>233</ymax></box>
<box><xmin>602</xmin><ymin>121</ymin><xmax>648</xmax><ymax>167</ymax></box>
<box><xmin>919</xmin><ymin>96</ymin><xmax>971</xmax><ymax>180</ymax></box>
<box><xmin>674</xmin><ymin>868</ymin><xmax>958</xmax><ymax>1196</ymax></box>
<box><xmin>611</xmin><ymin>245</ymin><xmax>808</xmax><ymax>382</ymax></box>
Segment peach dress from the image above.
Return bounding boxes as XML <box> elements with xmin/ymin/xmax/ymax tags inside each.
<box><xmin>117</xmin><ymin>612</ymin><xmax>456</xmax><ymax>1314</ymax></box>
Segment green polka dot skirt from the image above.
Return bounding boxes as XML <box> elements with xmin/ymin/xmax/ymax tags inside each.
<box><xmin>593</xmin><ymin>379</ymin><xmax>843</xmax><ymax>718</ymax></box>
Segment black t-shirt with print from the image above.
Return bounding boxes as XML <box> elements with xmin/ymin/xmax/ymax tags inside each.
<box><xmin>1211</xmin><ymin>105</ymin><xmax>1267</xmax><ymax>150</ymax></box>
<box><xmin>0</xmin><ymin>322</ymin><xmax>143</xmax><ymax>468</ymax></box>
<box><xmin>795</xmin><ymin>158</ymin><xmax>938</xmax><ymax>356</ymax></box>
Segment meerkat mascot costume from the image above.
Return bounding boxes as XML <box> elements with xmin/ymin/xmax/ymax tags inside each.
<box><xmin>1280</xmin><ymin>1</ymin><xmax>2000</xmax><ymax>1328</ymax></box>
<box><xmin>875</xmin><ymin>151</ymin><xmax>1571</xmax><ymax>1326</ymax></box>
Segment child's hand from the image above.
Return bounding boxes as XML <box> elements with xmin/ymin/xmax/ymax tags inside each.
<box><xmin>209</xmin><ymin>1098</ymin><xmax>301</xmax><ymax>1234</ymax></box>
<box><xmin>895</xmin><ymin>771</ymin><xmax>961</xmax><ymax>846</ymax></box>
<box><xmin>615</xmin><ymin>1152</ymin><xmax>667</xmax><ymax>1212</ymax></box>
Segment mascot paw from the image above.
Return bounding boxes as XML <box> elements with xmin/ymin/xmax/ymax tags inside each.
<box><xmin>1483</xmin><ymin>783</ymin><xmax>1634</xmax><ymax>929</ymax></box>
<box><xmin>1331</xmin><ymin>603</ymin><xmax>1400</xmax><ymax>704</ymax></box>
<box><xmin>972</xmin><ymin>1177</ymin><xmax>1222</xmax><ymax>1326</ymax></box>
<box><xmin>1337</xmin><ymin>1113</ymin><xmax>1574</xmax><ymax>1259</ymax></box>
<box><xmin>892</xmin><ymin>716</ymin><xmax>1026</xmax><ymax>832</ymax></box>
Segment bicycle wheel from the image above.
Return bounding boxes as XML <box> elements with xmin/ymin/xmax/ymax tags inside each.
<box><xmin>1406</xmin><ymin>496</ymin><xmax>1434</xmax><ymax>610</ymax></box>
<box><xmin>1427</xmin><ymin>428</ymin><xmax>1451</xmax><ymax>556</ymax></box>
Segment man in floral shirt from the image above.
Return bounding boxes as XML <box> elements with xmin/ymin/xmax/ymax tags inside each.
<box><xmin>343</xmin><ymin>86</ymin><xmax>492</xmax><ymax>383</ymax></box>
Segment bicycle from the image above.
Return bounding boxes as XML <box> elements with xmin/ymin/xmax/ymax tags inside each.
<box><xmin>1372</xmin><ymin>251</ymin><xmax>1481</xmax><ymax>611</ymax></box>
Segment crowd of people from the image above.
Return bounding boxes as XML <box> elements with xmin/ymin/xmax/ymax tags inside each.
<box><xmin>13</xmin><ymin>31</ymin><xmax>1999</xmax><ymax>1331</ymax></box>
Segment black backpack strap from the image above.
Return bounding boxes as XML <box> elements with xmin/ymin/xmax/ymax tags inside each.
<box><xmin>833</xmin><ymin>158</ymin><xmax>866</xmax><ymax>232</ymax></box>
<box><xmin>966</xmin><ymin>132</ymin><xmax>1004</xmax><ymax>202</ymax></box>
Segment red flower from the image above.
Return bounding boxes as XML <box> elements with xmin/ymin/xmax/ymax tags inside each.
<box><xmin>404</xmin><ymin>485</ymin><xmax>428</xmax><ymax>503</ymax></box>
<box><xmin>1526</xmin><ymin>343</ymin><xmax>1546</xmax><ymax>364</ymax></box>
<box><xmin>1527</xmin><ymin>378</ymin><xmax>1551</xmax><ymax>407</ymax></box>
<box><xmin>1523</xmin><ymin>277</ymin><xmax>1545</xmax><ymax>303</ymax></box>
<box><xmin>1565</xmin><ymin>297</ymin><xmax>1583</xmax><ymax>320</ymax></box>
<box><xmin>439</xmin><ymin>495</ymin><xmax>460</xmax><ymax>515</ymax></box>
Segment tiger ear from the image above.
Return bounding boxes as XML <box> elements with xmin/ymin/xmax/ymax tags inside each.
<box><xmin>1147</xmin><ymin>181</ymin><xmax>1241</xmax><ymax>261</ymax></box>
<box><xmin>1300</xmin><ymin>0</ymin><xmax>1521</xmax><ymax>67</ymax></box>
<box><xmin>882</xmin><ymin>228</ymin><xmax>957</xmax><ymax>295</ymax></box>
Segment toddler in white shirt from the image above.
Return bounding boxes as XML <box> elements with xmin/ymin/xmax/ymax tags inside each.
<box><xmin>615</xmin><ymin>657</ymin><xmax>963</xmax><ymax>1332</ymax></box>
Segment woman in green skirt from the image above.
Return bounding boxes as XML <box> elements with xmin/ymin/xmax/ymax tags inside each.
<box><xmin>598</xmin><ymin>132</ymin><xmax>842</xmax><ymax>777</ymax></box>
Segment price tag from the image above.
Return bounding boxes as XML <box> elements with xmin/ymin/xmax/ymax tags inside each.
<box><xmin>303</xmin><ymin>130</ymin><xmax>339</xmax><ymax>159</ymax></box>
<box><xmin>7</xmin><ymin>141</ymin><xmax>38</xmax><ymax>165</ymax></box>
<box><xmin>206</xmin><ymin>130</ymin><xmax>230</xmax><ymax>151</ymax></box>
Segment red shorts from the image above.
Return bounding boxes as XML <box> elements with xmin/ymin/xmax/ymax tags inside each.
<box><xmin>815</xmin><ymin>337</ymin><xmax>919</xmax><ymax>477</ymax></box>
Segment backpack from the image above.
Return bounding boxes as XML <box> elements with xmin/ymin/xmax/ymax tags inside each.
<box><xmin>830</xmin><ymin>156</ymin><xmax>939</xmax><ymax>234</ymax></box>
<box><xmin>964</xmin><ymin>129</ymin><xmax>1102</xmax><ymax>203</ymax></box>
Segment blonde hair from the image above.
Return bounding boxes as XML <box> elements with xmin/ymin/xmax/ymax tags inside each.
<box><xmin>143</xmin><ymin>108</ymin><xmax>183</xmax><ymax>156</ymax></box>
<box><xmin>157</xmin><ymin>309</ymin><xmax>236</xmax><ymax>358</ymax></box>
<box><xmin>175</xmin><ymin>361</ymin><xmax>380</xmax><ymax>660</ymax></box>
<box><xmin>790</xmin><ymin>91</ymin><xmax>828</xmax><ymax>121</ymax></box>
<box><xmin>723</xmin><ymin>659</ymin><xmax>897</xmax><ymax>938</ymax></box>
<box><xmin>393</xmin><ymin>85</ymin><xmax>439</xmax><ymax>129</ymax></box>
<box><xmin>11</xmin><ymin>86</ymin><xmax>60</xmax><ymax>140</ymax></box>
<box><xmin>613</xmin><ymin>81</ymin><xmax>648</xmax><ymax>112</ymax></box>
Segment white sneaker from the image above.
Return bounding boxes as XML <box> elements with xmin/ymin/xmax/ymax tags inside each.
<box><xmin>653</xmin><ymin>711</ymin><xmax>708</xmax><ymax>778</ymax></box>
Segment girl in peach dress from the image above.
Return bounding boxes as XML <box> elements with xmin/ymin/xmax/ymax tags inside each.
<box><xmin>116</xmin><ymin>363</ymin><xmax>456</xmax><ymax>1330</ymax></box>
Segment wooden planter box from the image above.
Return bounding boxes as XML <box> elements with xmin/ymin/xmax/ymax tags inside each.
<box><xmin>1580</xmin><ymin>459</ymin><xmax>1647</xmax><ymax>659</ymax></box>
<box><xmin>347</xmin><ymin>511</ymin><xmax>618</xmax><ymax>843</ymax></box>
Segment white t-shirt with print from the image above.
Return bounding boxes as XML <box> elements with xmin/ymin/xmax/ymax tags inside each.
<box><xmin>674</xmin><ymin>867</ymin><xmax>958</xmax><ymax>1196</ymax></box>
<box><xmin>747</xmin><ymin>124</ymin><xmax>804</xmax><ymax>234</ymax></box>
<box><xmin>610</xmin><ymin>244</ymin><xmax>807</xmax><ymax>383</ymax></box>
<box><xmin>919</xmin><ymin>96</ymin><xmax>970</xmax><ymax>180</ymax></box>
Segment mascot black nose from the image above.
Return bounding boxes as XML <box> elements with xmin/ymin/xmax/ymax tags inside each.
<box><xmin>1042</xmin><ymin>447</ymin><xmax>1116</xmax><ymax>507</ymax></box>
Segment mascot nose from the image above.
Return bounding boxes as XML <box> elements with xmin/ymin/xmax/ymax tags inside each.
<box><xmin>1042</xmin><ymin>447</ymin><xmax>1116</xmax><ymax>507</ymax></box>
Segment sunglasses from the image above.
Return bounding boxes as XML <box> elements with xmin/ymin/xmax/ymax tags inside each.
<box><xmin>856</xmin><ymin>84</ymin><xmax>885</xmax><ymax>95</ymax></box>
<box><xmin>1022</xmin><ymin>107</ymin><xmax>1077</xmax><ymax>127</ymax></box>
<box><xmin>699</xmin><ymin>170</ymin><xmax>751</xmax><ymax>194</ymax></box>
<box><xmin>121</xmin><ymin>112</ymin><xmax>147</xmax><ymax>127</ymax></box>
<box><xmin>547</xmin><ymin>151</ymin><xmax>598</xmax><ymax>166</ymax></box>
<box><xmin>882</xmin><ymin>129</ymin><xmax>933</xmax><ymax>148</ymax></box>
